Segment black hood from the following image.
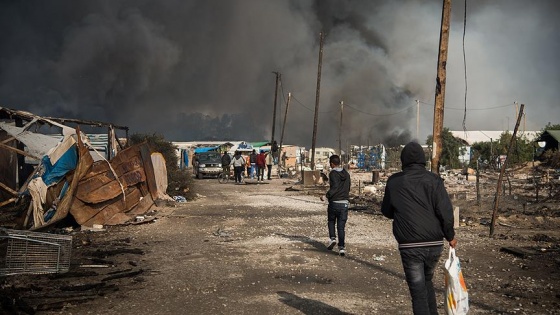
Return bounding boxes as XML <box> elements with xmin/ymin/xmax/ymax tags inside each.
<box><xmin>333</xmin><ymin>168</ymin><xmax>348</xmax><ymax>181</ymax></box>
<box><xmin>400</xmin><ymin>142</ymin><xmax>426</xmax><ymax>168</ymax></box>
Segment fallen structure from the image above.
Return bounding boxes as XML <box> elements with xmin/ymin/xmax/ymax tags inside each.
<box><xmin>0</xmin><ymin>107</ymin><xmax>166</xmax><ymax>230</ymax></box>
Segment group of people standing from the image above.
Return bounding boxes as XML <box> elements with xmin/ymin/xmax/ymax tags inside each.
<box><xmin>324</xmin><ymin>142</ymin><xmax>457</xmax><ymax>315</ymax></box>
<box><xmin>222</xmin><ymin>149</ymin><xmax>274</xmax><ymax>184</ymax></box>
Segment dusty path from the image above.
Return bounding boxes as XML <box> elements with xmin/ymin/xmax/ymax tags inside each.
<box><xmin>33</xmin><ymin>177</ymin><xmax>560</xmax><ymax>314</ymax></box>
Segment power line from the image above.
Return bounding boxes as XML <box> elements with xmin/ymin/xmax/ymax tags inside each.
<box><xmin>418</xmin><ymin>100</ymin><xmax>514</xmax><ymax>111</ymax></box>
<box><xmin>291</xmin><ymin>95</ymin><xmax>336</xmax><ymax>113</ymax></box>
<box><xmin>345</xmin><ymin>103</ymin><xmax>416</xmax><ymax>116</ymax></box>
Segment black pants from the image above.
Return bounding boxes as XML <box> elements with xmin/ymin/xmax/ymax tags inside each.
<box><xmin>234</xmin><ymin>166</ymin><xmax>243</xmax><ymax>183</ymax></box>
<box><xmin>266</xmin><ymin>165</ymin><xmax>272</xmax><ymax>179</ymax></box>
<box><xmin>257</xmin><ymin>165</ymin><xmax>265</xmax><ymax>181</ymax></box>
<box><xmin>399</xmin><ymin>246</ymin><xmax>443</xmax><ymax>315</ymax></box>
<box><xmin>327</xmin><ymin>202</ymin><xmax>348</xmax><ymax>248</ymax></box>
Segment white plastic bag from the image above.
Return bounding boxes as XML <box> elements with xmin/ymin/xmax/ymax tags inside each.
<box><xmin>444</xmin><ymin>248</ymin><xmax>469</xmax><ymax>314</ymax></box>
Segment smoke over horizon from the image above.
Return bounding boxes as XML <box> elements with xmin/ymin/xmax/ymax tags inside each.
<box><xmin>1</xmin><ymin>0</ymin><xmax>558</xmax><ymax>148</ymax></box>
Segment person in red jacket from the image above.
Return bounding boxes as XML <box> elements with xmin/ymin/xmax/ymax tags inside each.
<box><xmin>256</xmin><ymin>150</ymin><xmax>266</xmax><ymax>183</ymax></box>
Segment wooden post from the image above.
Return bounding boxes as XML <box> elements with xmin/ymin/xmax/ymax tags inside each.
<box><xmin>430</xmin><ymin>0</ymin><xmax>452</xmax><ymax>174</ymax></box>
<box><xmin>476</xmin><ymin>159</ymin><xmax>481</xmax><ymax>206</ymax></box>
<box><xmin>339</xmin><ymin>101</ymin><xmax>344</xmax><ymax>157</ymax></box>
<box><xmin>310</xmin><ymin>31</ymin><xmax>324</xmax><ymax>171</ymax></box>
<box><xmin>278</xmin><ymin>92</ymin><xmax>291</xmax><ymax>174</ymax></box>
<box><xmin>271</xmin><ymin>71</ymin><xmax>280</xmax><ymax>149</ymax></box>
<box><xmin>416</xmin><ymin>99</ymin><xmax>420</xmax><ymax>140</ymax></box>
<box><xmin>490</xmin><ymin>104</ymin><xmax>524</xmax><ymax>236</ymax></box>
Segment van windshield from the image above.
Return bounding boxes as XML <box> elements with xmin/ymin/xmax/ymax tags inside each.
<box><xmin>198</xmin><ymin>152</ymin><xmax>221</xmax><ymax>162</ymax></box>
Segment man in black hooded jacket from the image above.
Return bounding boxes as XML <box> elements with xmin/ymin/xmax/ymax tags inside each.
<box><xmin>323</xmin><ymin>155</ymin><xmax>350</xmax><ymax>256</ymax></box>
<box><xmin>381</xmin><ymin>141</ymin><xmax>457</xmax><ymax>315</ymax></box>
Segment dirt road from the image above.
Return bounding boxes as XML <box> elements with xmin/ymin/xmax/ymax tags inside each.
<box><xmin>4</xmin><ymin>175</ymin><xmax>560</xmax><ymax>314</ymax></box>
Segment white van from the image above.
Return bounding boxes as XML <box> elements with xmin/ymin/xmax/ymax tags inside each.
<box><xmin>313</xmin><ymin>147</ymin><xmax>336</xmax><ymax>170</ymax></box>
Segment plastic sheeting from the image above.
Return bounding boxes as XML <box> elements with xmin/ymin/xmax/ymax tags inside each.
<box><xmin>194</xmin><ymin>146</ymin><xmax>219</xmax><ymax>153</ymax></box>
<box><xmin>0</xmin><ymin>122</ymin><xmax>60</xmax><ymax>159</ymax></box>
<box><xmin>42</xmin><ymin>140</ymin><xmax>78</xmax><ymax>186</ymax></box>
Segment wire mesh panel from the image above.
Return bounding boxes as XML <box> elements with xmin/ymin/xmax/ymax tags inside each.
<box><xmin>0</xmin><ymin>229</ymin><xmax>72</xmax><ymax>276</ymax></box>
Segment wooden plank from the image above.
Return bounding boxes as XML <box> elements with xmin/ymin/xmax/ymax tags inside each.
<box><xmin>69</xmin><ymin>198</ymin><xmax>109</xmax><ymax>225</ymax></box>
<box><xmin>140</xmin><ymin>143</ymin><xmax>158</xmax><ymax>200</ymax></box>
<box><xmin>70</xmin><ymin>187</ymin><xmax>140</xmax><ymax>225</ymax></box>
<box><xmin>73</xmin><ymin>187</ymin><xmax>143</xmax><ymax>226</ymax></box>
<box><xmin>76</xmin><ymin>171</ymin><xmax>115</xmax><ymax>190</ymax></box>
<box><xmin>113</xmin><ymin>155</ymin><xmax>142</xmax><ymax>176</ymax></box>
<box><xmin>0</xmin><ymin>181</ymin><xmax>17</xmax><ymax>196</ymax></box>
<box><xmin>126</xmin><ymin>192</ymin><xmax>154</xmax><ymax>215</ymax></box>
<box><xmin>75</xmin><ymin>169</ymin><xmax>145</xmax><ymax>204</ymax></box>
<box><xmin>0</xmin><ymin>142</ymin><xmax>40</xmax><ymax>160</ymax></box>
<box><xmin>104</xmin><ymin>212</ymin><xmax>132</xmax><ymax>225</ymax></box>
<box><xmin>0</xmin><ymin>197</ymin><xmax>16</xmax><ymax>207</ymax></box>
<box><xmin>81</xmin><ymin>203</ymin><xmax>123</xmax><ymax>227</ymax></box>
<box><xmin>76</xmin><ymin>158</ymin><xmax>142</xmax><ymax>195</ymax></box>
<box><xmin>84</xmin><ymin>145</ymin><xmax>140</xmax><ymax>178</ymax></box>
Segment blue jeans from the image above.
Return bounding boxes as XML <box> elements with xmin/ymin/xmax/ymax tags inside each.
<box><xmin>250</xmin><ymin>163</ymin><xmax>256</xmax><ymax>179</ymax></box>
<box><xmin>399</xmin><ymin>246</ymin><xmax>443</xmax><ymax>315</ymax></box>
<box><xmin>327</xmin><ymin>202</ymin><xmax>348</xmax><ymax>248</ymax></box>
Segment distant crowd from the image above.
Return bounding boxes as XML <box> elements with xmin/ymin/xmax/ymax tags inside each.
<box><xmin>224</xmin><ymin>149</ymin><xmax>274</xmax><ymax>184</ymax></box>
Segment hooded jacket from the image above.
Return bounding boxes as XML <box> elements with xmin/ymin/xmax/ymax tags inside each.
<box><xmin>381</xmin><ymin>142</ymin><xmax>455</xmax><ymax>248</ymax></box>
<box><xmin>326</xmin><ymin>167</ymin><xmax>351</xmax><ymax>202</ymax></box>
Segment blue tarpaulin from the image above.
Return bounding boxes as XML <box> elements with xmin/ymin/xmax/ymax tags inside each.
<box><xmin>41</xmin><ymin>145</ymin><xmax>78</xmax><ymax>186</ymax></box>
<box><xmin>194</xmin><ymin>146</ymin><xmax>219</xmax><ymax>153</ymax></box>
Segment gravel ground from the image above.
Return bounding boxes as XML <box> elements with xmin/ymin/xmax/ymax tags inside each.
<box><xmin>2</xmin><ymin>170</ymin><xmax>559</xmax><ymax>314</ymax></box>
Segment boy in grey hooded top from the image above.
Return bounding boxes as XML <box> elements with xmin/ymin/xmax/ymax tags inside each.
<box><xmin>324</xmin><ymin>155</ymin><xmax>350</xmax><ymax>256</ymax></box>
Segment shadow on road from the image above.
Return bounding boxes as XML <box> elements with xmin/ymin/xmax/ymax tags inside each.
<box><xmin>275</xmin><ymin>233</ymin><xmax>504</xmax><ymax>314</ymax></box>
<box><xmin>277</xmin><ymin>291</ymin><xmax>353</xmax><ymax>315</ymax></box>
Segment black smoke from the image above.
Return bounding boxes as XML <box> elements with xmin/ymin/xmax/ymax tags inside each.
<box><xmin>0</xmin><ymin>0</ymin><xmax>558</xmax><ymax>148</ymax></box>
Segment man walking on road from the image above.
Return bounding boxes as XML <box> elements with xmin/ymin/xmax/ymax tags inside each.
<box><xmin>265</xmin><ymin>151</ymin><xmax>273</xmax><ymax>180</ymax></box>
<box><xmin>249</xmin><ymin>149</ymin><xmax>257</xmax><ymax>179</ymax></box>
<box><xmin>381</xmin><ymin>141</ymin><xmax>457</xmax><ymax>315</ymax></box>
<box><xmin>256</xmin><ymin>150</ymin><xmax>266</xmax><ymax>182</ymax></box>
<box><xmin>231</xmin><ymin>151</ymin><xmax>246</xmax><ymax>184</ymax></box>
<box><xmin>221</xmin><ymin>151</ymin><xmax>231</xmax><ymax>178</ymax></box>
<box><xmin>322</xmin><ymin>155</ymin><xmax>350</xmax><ymax>256</ymax></box>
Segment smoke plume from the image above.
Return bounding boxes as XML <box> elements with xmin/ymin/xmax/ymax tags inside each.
<box><xmin>0</xmin><ymin>0</ymin><xmax>558</xmax><ymax>148</ymax></box>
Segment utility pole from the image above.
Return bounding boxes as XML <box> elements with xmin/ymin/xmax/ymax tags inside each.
<box><xmin>339</xmin><ymin>101</ymin><xmax>344</xmax><ymax>158</ymax></box>
<box><xmin>271</xmin><ymin>71</ymin><xmax>280</xmax><ymax>149</ymax></box>
<box><xmin>310</xmin><ymin>31</ymin><xmax>324</xmax><ymax>171</ymax></box>
<box><xmin>416</xmin><ymin>99</ymin><xmax>420</xmax><ymax>140</ymax></box>
<box><xmin>279</xmin><ymin>92</ymin><xmax>291</xmax><ymax>170</ymax></box>
<box><xmin>430</xmin><ymin>0</ymin><xmax>452</xmax><ymax>174</ymax></box>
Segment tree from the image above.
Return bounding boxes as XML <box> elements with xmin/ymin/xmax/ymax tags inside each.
<box><xmin>543</xmin><ymin>123</ymin><xmax>560</xmax><ymax>131</ymax></box>
<box><xmin>471</xmin><ymin>140</ymin><xmax>494</xmax><ymax>169</ymax></box>
<box><xmin>426</xmin><ymin>127</ymin><xmax>465</xmax><ymax>169</ymax></box>
<box><xmin>471</xmin><ymin>131</ymin><xmax>533</xmax><ymax>169</ymax></box>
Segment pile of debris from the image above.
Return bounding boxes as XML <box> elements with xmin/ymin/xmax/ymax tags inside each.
<box><xmin>0</xmin><ymin>107</ymin><xmax>172</xmax><ymax>231</ymax></box>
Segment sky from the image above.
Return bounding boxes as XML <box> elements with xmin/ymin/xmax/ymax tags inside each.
<box><xmin>0</xmin><ymin>0</ymin><xmax>558</xmax><ymax>148</ymax></box>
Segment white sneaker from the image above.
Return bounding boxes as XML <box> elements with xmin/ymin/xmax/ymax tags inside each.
<box><xmin>339</xmin><ymin>247</ymin><xmax>346</xmax><ymax>256</ymax></box>
<box><xmin>327</xmin><ymin>239</ymin><xmax>336</xmax><ymax>250</ymax></box>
